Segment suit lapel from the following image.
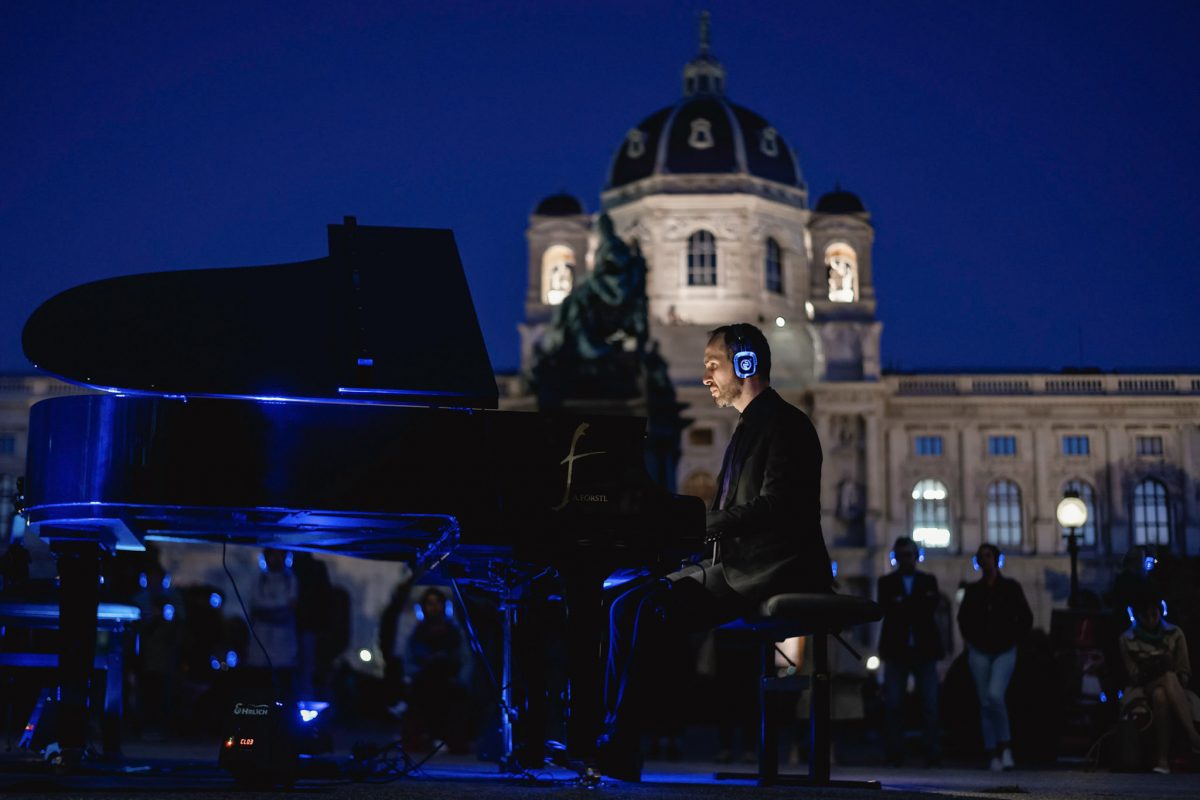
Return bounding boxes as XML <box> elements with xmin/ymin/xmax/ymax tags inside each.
<box><xmin>723</xmin><ymin>423</ymin><xmax>753</xmax><ymax>508</ymax></box>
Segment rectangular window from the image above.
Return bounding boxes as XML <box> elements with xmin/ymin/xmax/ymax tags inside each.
<box><xmin>0</xmin><ymin>435</ymin><xmax>15</xmax><ymax>456</ymax></box>
<box><xmin>688</xmin><ymin>427</ymin><xmax>714</xmax><ymax>447</ymax></box>
<box><xmin>988</xmin><ymin>435</ymin><xmax>1017</xmax><ymax>457</ymax></box>
<box><xmin>1062</xmin><ymin>435</ymin><xmax>1090</xmax><ymax>456</ymax></box>
<box><xmin>914</xmin><ymin>435</ymin><xmax>943</xmax><ymax>456</ymax></box>
<box><xmin>1136</xmin><ymin>436</ymin><xmax>1164</xmax><ymax>456</ymax></box>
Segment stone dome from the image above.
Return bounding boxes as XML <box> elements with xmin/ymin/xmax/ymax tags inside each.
<box><xmin>534</xmin><ymin>192</ymin><xmax>584</xmax><ymax>216</ymax></box>
<box><xmin>815</xmin><ymin>187</ymin><xmax>867</xmax><ymax>214</ymax></box>
<box><xmin>605</xmin><ymin>26</ymin><xmax>803</xmax><ymax>195</ymax></box>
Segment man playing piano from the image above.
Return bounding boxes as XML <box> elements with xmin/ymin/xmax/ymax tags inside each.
<box><xmin>597</xmin><ymin>322</ymin><xmax>834</xmax><ymax>781</ymax></box>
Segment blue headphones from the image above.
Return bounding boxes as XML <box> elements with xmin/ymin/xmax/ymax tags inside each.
<box><xmin>972</xmin><ymin>546</ymin><xmax>1005</xmax><ymax>571</ymax></box>
<box><xmin>731</xmin><ymin>328</ymin><xmax>758</xmax><ymax>379</ymax></box>
<box><xmin>1127</xmin><ymin>600</ymin><xmax>1169</xmax><ymax>626</ymax></box>
<box><xmin>889</xmin><ymin>547</ymin><xmax>925</xmax><ymax>567</ymax></box>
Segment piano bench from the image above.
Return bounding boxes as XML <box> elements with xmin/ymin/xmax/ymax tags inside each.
<box><xmin>714</xmin><ymin>592</ymin><xmax>882</xmax><ymax>789</ymax></box>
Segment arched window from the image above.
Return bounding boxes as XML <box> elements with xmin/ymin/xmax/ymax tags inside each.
<box><xmin>681</xmin><ymin>470</ymin><xmax>717</xmax><ymax>509</ymax></box>
<box><xmin>825</xmin><ymin>242</ymin><xmax>858</xmax><ymax>302</ymax></box>
<box><xmin>911</xmin><ymin>479</ymin><xmax>950</xmax><ymax>548</ymax></box>
<box><xmin>1061</xmin><ymin>479</ymin><xmax>1097</xmax><ymax>548</ymax></box>
<box><xmin>765</xmin><ymin>237</ymin><xmax>783</xmax><ymax>294</ymax></box>
<box><xmin>1132</xmin><ymin>478</ymin><xmax>1170</xmax><ymax>545</ymax></box>
<box><xmin>687</xmin><ymin>230</ymin><xmax>717</xmax><ymax>286</ymax></box>
<box><xmin>541</xmin><ymin>245</ymin><xmax>576</xmax><ymax>305</ymax></box>
<box><xmin>986</xmin><ymin>479</ymin><xmax>1023</xmax><ymax>548</ymax></box>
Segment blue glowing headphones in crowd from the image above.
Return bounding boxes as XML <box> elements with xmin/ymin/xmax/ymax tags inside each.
<box><xmin>1127</xmin><ymin>599</ymin><xmax>1169</xmax><ymax>626</ymax></box>
<box><xmin>889</xmin><ymin>547</ymin><xmax>925</xmax><ymax>567</ymax></box>
<box><xmin>731</xmin><ymin>327</ymin><xmax>758</xmax><ymax>379</ymax></box>
<box><xmin>972</xmin><ymin>545</ymin><xmax>1004</xmax><ymax>571</ymax></box>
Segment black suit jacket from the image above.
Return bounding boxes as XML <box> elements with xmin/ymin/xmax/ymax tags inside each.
<box><xmin>876</xmin><ymin>570</ymin><xmax>944</xmax><ymax>662</ymax></box>
<box><xmin>706</xmin><ymin>388</ymin><xmax>833</xmax><ymax>599</ymax></box>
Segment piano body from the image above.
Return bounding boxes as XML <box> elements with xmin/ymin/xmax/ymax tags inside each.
<box><xmin>19</xmin><ymin>218</ymin><xmax>704</xmax><ymax>765</ymax></box>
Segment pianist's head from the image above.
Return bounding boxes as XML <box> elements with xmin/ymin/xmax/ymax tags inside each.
<box><xmin>704</xmin><ymin>323</ymin><xmax>771</xmax><ymax>412</ymax></box>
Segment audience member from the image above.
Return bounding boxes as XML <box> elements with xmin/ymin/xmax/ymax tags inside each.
<box><xmin>957</xmin><ymin>543</ymin><xmax>1032</xmax><ymax>771</ymax></box>
<box><xmin>402</xmin><ymin>587</ymin><xmax>471</xmax><ymax>752</ymax></box>
<box><xmin>1118</xmin><ymin>587</ymin><xmax>1200</xmax><ymax>773</ymax></box>
<box><xmin>877</xmin><ymin>536</ymin><xmax>944</xmax><ymax>766</ymax></box>
<box><xmin>131</xmin><ymin>557</ymin><xmax>185</xmax><ymax>736</ymax></box>
<box><xmin>245</xmin><ymin>547</ymin><xmax>299</xmax><ymax>697</ymax></box>
<box><xmin>380</xmin><ymin>575</ymin><xmax>416</xmax><ymax>716</ymax></box>
<box><xmin>292</xmin><ymin>551</ymin><xmax>333</xmax><ymax>697</ymax></box>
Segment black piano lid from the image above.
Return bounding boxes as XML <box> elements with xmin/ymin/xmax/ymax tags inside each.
<box><xmin>21</xmin><ymin>219</ymin><xmax>499</xmax><ymax>409</ymax></box>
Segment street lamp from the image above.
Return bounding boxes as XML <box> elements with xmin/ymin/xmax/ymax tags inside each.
<box><xmin>1056</xmin><ymin>490</ymin><xmax>1088</xmax><ymax>610</ymax></box>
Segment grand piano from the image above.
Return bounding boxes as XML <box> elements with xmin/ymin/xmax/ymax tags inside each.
<box><xmin>18</xmin><ymin>218</ymin><xmax>704</xmax><ymax>766</ymax></box>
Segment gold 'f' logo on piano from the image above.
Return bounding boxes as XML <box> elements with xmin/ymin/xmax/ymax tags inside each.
<box><xmin>553</xmin><ymin>423</ymin><xmax>605</xmax><ymax>511</ymax></box>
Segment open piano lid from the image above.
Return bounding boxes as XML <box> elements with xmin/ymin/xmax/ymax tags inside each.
<box><xmin>22</xmin><ymin>219</ymin><xmax>499</xmax><ymax>408</ymax></box>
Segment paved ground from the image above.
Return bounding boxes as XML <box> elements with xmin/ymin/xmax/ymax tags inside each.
<box><xmin>1</xmin><ymin>741</ymin><xmax>1196</xmax><ymax>800</ymax></box>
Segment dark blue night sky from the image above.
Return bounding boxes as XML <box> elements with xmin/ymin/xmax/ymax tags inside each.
<box><xmin>3</xmin><ymin>1</ymin><xmax>1198</xmax><ymax>376</ymax></box>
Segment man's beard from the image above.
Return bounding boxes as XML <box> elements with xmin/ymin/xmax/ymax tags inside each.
<box><xmin>713</xmin><ymin>380</ymin><xmax>743</xmax><ymax>408</ymax></box>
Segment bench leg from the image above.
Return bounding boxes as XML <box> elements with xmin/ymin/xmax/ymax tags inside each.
<box><xmin>716</xmin><ymin>632</ymin><xmax>880</xmax><ymax>790</ymax></box>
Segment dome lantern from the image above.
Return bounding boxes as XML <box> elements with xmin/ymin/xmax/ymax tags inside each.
<box><xmin>682</xmin><ymin>11</ymin><xmax>726</xmax><ymax>97</ymax></box>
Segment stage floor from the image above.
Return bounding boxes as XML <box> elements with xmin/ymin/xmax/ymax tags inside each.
<box><xmin>1</xmin><ymin>740</ymin><xmax>1196</xmax><ymax>800</ymax></box>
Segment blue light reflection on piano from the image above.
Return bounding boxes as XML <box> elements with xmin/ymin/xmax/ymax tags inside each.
<box><xmin>40</xmin><ymin>367</ymin><xmax>481</xmax><ymax>410</ymax></box>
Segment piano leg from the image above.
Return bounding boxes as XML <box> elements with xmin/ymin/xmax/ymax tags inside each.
<box><xmin>53</xmin><ymin>538</ymin><xmax>101</xmax><ymax>763</ymax></box>
<box><xmin>560</xmin><ymin>564</ymin><xmax>605</xmax><ymax>761</ymax></box>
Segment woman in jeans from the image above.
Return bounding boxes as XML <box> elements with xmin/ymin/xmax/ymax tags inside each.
<box><xmin>957</xmin><ymin>543</ymin><xmax>1033</xmax><ymax>771</ymax></box>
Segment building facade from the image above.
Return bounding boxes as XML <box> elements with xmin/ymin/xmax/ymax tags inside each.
<box><xmin>508</xmin><ymin>31</ymin><xmax>1200</xmax><ymax>638</ymax></box>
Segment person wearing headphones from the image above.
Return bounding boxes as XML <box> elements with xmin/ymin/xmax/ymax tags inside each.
<box><xmin>957</xmin><ymin>543</ymin><xmax>1032</xmax><ymax>771</ymax></box>
<box><xmin>877</xmin><ymin>536</ymin><xmax>945</xmax><ymax>766</ymax></box>
<box><xmin>1118</xmin><ymin>587</ymin><xmax>1200</xmax><ymax>773</ymax></box>
<box><xmin>596</xmin><ymin>323</ymin><xmax>833</xmax><ymax>781</ymax></box>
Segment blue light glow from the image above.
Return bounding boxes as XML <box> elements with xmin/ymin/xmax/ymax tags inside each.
<box><xmin>296</xmin><ymin>701</ymin><xmax>329</xmax><ymax>724</ymax></box>
<box><xmin>225</xmin><ymin>650</ymin><xmax>238</xmax><ymax>668</ymax></box>
<box><xmin>209</xmin><ymin>592</ymin><xmax>223</xmax><ymax>609</ymax></box>
<box><xmin>258</xmin><ymin>553</ymin><xmax>267</xmax><ymax>571</ymax></box>
<box><xmin>138</xmin><ymin>572</ymin><xmax>148</xmax><ymax>589</ymax></box>
<box><xmin>414</xmin><ymin>606</ymin><xmax>424</xmax><ymax>622</ymax></box>
<box><xmin>1099</xmin><ymin>692</ymin><xmax>1108</xmax><ymax>703</ymax></box>
<box><xmin>603</xmin><ymin>567</ymin><xmax>649</xmax><ymax>591</ymax></box>
<box><xmin>162</xmin><ymin>603</ymin><xmax>175</xmax><ymax>622</ymax></box>
<box><xmin>831</xmin><ymin>560</ymin><xmax>838</xmax><ymax>577</ymax></box>
<box><xmin>210</xmin><ymin>657</ymin><xmax>221</xmax><ymax>670</ymax></box>
<box><xmin>284</xmin><ymin>551</ymin><xmax>294</xmax><ymax>569</ymax></box>
<box><xmin>1144</xmin><ymin>556</ymin><xmax>1157</xmax><ymax>573</ymax></box>
<box><xmin>161</xmin><ymin>574</ymin><xmax>171</xmax><ymax>589</ymax></box>
<box><xmin>1162</xmin><ymin>600</ymin><xmax>1168</xmax><ymax>617</ymax></box>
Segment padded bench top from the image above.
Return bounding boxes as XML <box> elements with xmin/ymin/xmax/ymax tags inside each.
<box><xmin>721</xmin><ymin>592</ymin><xmax>881</xmax><ymax>636</ymax></box>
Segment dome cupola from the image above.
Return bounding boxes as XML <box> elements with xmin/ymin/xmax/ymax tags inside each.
<box><xmin>604</xmin><ymin>13</ymin><xmax>806</xmax><ymax>208</ymax></box>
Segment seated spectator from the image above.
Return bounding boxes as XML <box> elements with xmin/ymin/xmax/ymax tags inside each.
<box><xmin>402</xmin><ymin>588</ymin><xmax>471</xmax><ymax>753</ymax></box>
<box><xmin>1118</xmin><ymin>589</ymin><xmax>1200</xmax><ymax>773</ymax></box>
